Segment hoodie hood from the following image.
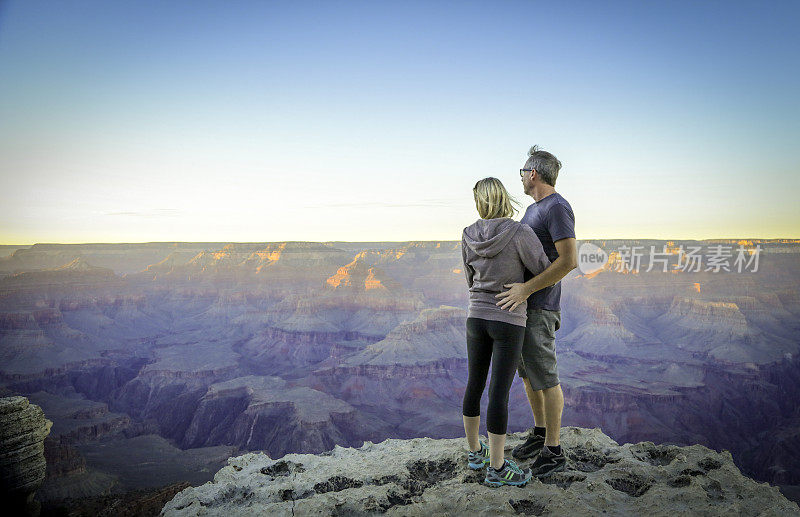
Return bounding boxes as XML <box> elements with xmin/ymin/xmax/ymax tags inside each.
<box><xmin>463</xmin><ymin>218</ymin><xmax>520</xmax><ymax>258</ymax></box>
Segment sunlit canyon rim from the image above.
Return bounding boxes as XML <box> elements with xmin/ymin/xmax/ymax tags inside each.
<box><xmin>0</xmin><ymin>239</ymin><xmax>798</xmax><ymax>507</ymax></box>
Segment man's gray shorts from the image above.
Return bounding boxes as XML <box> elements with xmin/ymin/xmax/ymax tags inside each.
<box><xmin>517</xmin><ymin>308</ymin><xmax>561</xmax><ymax>390</ymax></box>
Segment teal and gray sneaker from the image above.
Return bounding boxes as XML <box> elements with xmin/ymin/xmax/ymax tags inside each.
<box><xmin>484</xmin><ymin>458</ymin><xmax>532</xmax><ymax>487</ymax></box>
<box><xmin>467</xmin><ymin>440</ymin><xmax>490</xmax><ymax>470</ymax></box>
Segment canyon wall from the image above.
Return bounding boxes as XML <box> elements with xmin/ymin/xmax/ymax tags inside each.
<box><xmin>0</xmin><ymin>239</ymin><xmax>797</xmax><ymax>506</ymax></box>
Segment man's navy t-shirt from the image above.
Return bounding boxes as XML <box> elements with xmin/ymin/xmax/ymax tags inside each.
<box><xmin>519</xmin><ymin>192</ymin><xmax>575</xmax><ymax>311</ymax></box>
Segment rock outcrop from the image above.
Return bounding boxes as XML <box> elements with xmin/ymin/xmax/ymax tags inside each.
<box><xmin>309</xmin><ymin>306</ymin><xmax>470</xmax><ymax>438</ymax></box>
<box><xmin>325</xmin><ymin>257</ymin><xmax>403</xmax><ymax>293</ymax></box>
<box><xmin>0</xmin><ymin>396</ymin><xmax>53</xmax><ymax>516</ymax></box>
<box><xmin>0</xmin><ymin>257</ymin><xmax>120</xmax><ymax>291</ymax></box>
<box><xmin>160</xmin><ymin>426</ymin><xmax>800</xmax><ymax>516</ymax></box>
<box><xmin>180</xmin><ymin>375</ymin><xmax>389</xmax><ymax>454</ymax></box>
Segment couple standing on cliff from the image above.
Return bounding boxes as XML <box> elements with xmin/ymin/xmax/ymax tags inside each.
<box><xmin>460</xmin><ymin>145</ymin><xmax>577</xmax><ymax>487</ymax></box>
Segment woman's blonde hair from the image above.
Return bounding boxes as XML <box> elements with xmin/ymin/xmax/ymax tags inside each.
<box><xmin>473</xmin><ymin>177</ymin><xmax>521</xmax><ymax>219</ymax></box>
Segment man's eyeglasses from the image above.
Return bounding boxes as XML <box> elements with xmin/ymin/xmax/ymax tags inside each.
<box><xmin>520</xmin><ymin>168</ymin><xmax>535</xmax><ymax>177</ymax></box>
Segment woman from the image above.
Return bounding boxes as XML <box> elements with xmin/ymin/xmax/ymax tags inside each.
<box><xmin>461</xmin><ymin>177</ymin><xmax>551</xmax><ymax>487</ymax></box>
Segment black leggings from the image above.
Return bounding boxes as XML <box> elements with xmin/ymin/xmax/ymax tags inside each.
<box><xmin>462</xmin><ymin>317</ymin><xmax>525</xmax><ymax>435</ymax></box>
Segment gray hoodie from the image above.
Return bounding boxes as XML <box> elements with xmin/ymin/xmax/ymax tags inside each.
<box><xmin>461</xmin><ymin>217</ymin><xmax>551</xmax><ymax>327</ymax></box>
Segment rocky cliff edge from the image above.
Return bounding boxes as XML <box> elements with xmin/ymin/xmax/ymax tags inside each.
<box><xmin>161</xmin><ymin>426</ymin><xmax>800</xmax><ymax>516</ymax></box>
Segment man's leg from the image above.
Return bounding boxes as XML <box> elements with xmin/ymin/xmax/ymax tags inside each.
<box><xmin>522</xmin><ymin>376</ymin><xmax>546</xmax><ymax>427</ymax></box>
<box><xmin>513</xmin><ymin>357</ymin><xmax>547</xmax><ymax>460</ymax></box>
<box><xmin>521</xmin><ymin>309</ymin><xmax>562</xmax><ymax>446</ymax></box>
<box><xmin>522</xmin><ymin>375</ymin><xmax>562</xmax><ymax>446</ymax></box>
<box><xmin>542</xmin><ymin>383</ymin><xmax>564</xmax><ymax>447</ymax></box>
<box><xmin>522</xmin><ymin>310</ymin><xmax>567</xmax><ymax>477</ymax></box>
<box><xmin>529</xmin><ymin>379</ymin><xmax>567</xmax><ymax>477</ymax></box>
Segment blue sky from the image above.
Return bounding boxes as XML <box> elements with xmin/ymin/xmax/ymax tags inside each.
<box><xmin>1</xmin><ymin>0</ymin><xmax>798</xmax><ymax>243</ymax></box>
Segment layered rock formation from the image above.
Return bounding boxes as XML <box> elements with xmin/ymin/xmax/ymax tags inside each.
<box><xmin>0</xmin><ymin>242</ymin><xmax>227</xmax><ymax>276</ymax></box>
<box><xmin>0</xmin><ymin>396</ymin><xmax>52</xmax><ymax>516</ymax></box>
<box><xmin>0</xmin><ymin>257</ymin><xmax>120</xmax><ymax>290</ymax></box>
<box><xmin>110</xmin><ymin>342</ymin><xmax>241</xmax><ymax>443</ymax></box>
<box><xmin>27</xmin><ymin>391</ymin><xmax>130</xmax><ymax>445</ymax></box>
<box><xmin>555</xmin><ymin>295</ymin><xmax>637</xmax><ymax>353</ymax></box>
<box><xmin>180</xmin><ymin>375</ymin><xmax>390</xmax><ymax>455</ymax></box>
<box><xmin>238</xmin><ymin>291</ymin><xmax>423</xmax><ymax>375</ymax></box>
<box><xmin>310</xmin><ymin>306</ymin><xmax>469</xmax><ymax>438</ymax></box>
<box><xmin>325</xmin><ymin>257</ymin><xmax>402</xmax><ymax>293</ymax></box>
<box><xmin>140</xmin><ymin>242</ymin><xmax>353</xmax><ymax>288</ymax></box>
<box><xmin>335</xmin><ymin>306</ymin><xmax>467</xmax><ymax>366</ymax></box>
<box><xmin>160</xmin><ymin>426</ymin><xmax>800</xmax><ymax>516</ymax></box>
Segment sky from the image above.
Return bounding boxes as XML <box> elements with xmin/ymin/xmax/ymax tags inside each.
<box><xmin>1</xmin><ymin>0</ymin><xmax>798</xmax><ymax>244</ymax></box>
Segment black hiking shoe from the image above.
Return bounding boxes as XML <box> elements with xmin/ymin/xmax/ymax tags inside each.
<box><xmin>530</xmin><ymin>445</ymin><xmax>567</xmax><ymax>478</ymax></box>
<box><xmin>511</xmin><ymin>430</ymin><xmax>545</xmax><ymax>460</ymax></box>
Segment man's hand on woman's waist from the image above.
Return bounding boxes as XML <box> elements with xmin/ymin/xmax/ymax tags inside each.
<box><xmin>495</xmin><ymin>238</ymin><xmax>578</xmax><ymax>311</ymax></box>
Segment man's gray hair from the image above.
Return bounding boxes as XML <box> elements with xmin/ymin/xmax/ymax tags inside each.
<box><xmin>524</xmin><ymin>145</ymin><xmax>562</xmax><ymax>187</ymax></box>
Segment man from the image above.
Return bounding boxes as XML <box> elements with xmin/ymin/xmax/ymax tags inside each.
<box><xmin>495</xmin><ymin>145</ymin><xmax>577</xmax><ymax>478</ymax></box>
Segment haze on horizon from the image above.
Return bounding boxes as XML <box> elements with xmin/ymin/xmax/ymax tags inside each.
<box><xmin>1</xmin><ymin>0</ymin><xmax>798</xmax><ymax>245</ymax></box>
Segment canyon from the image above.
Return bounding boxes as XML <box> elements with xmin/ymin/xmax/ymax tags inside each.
<box><xmin>0</xmin><ymin>239</ymin><xmax>798</xmax><ymax>510</ymax></box>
